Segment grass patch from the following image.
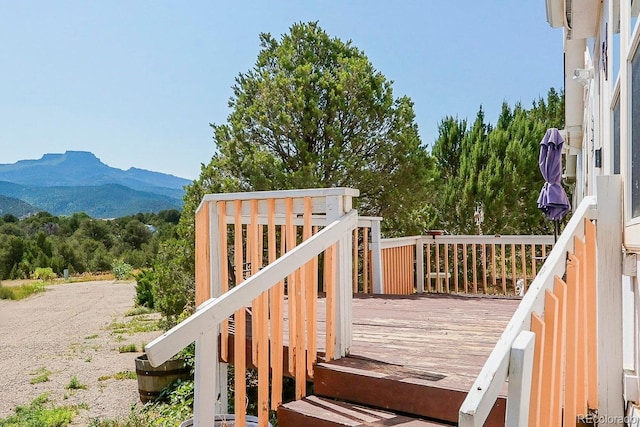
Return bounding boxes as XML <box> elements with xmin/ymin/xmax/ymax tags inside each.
<box><xmin>0</xmin><ymin>282</ymin><xmax>46</xmax><ymax>300</ymax></box>
<box><xmin>67</xmin><ymin>342</ymin><xmax>100</xmax><ymax>357</ymax></box>
<box><xmin>113</xmin><ymin>371</ymin><xmax>137</xmax><ymax>380</ymax></box>
<box><xmin>107</xmin><ymin>315</ymin><xmax>161</xmax><ymax>335</ymax></box>
<box><xmin>87</xmin><ymin>408</ymin><xmax>154</xmax><ymax>427</ymax></box>
<box><xmin>84</xmin><ymin>334</ymin><xmax>99</xmax><ymax>340</ymax></box>
<box><xmin>125</xmin><ymin>306</ymin><xmax>153</xmax><ymax>317</ymax></box>
<box><xmin>65</xmin><ymin>375</ymin><xmax>87</xmax><ymax>390</ymax></box>
<box><xmin>118</xmin><ymin>344</ymin><xmax>137</xmax><ymax>353</ymax></box>
<box><xmin>29</xmin><ymin>367</ymin><xmax>52</xmax><ymax>385</ymax></box>
<box><xmin>0</xmin><ymin>393</ymin><xmax>78</xmax><ymax>426</ymax></box>
<box><xmin>66</xmin><ymin>272</ymin><xmax>115</xmax><ymax>283</ymax></box>
<box><xmin>99</xmin><ymin>371</ymin><xmax>137</xmax><ymax>382</ymax></box>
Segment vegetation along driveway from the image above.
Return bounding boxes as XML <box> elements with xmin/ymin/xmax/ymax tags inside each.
<box><xmin>0</xmin><ymin>280</ymin><xmax>163</xmax><ymax>425</ymax></box>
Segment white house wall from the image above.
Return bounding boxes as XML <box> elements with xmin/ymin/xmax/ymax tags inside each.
<box><xmin>549</xmin><ymin>0</ymin><xmax>640</xmax><ymax>417</ymax></box>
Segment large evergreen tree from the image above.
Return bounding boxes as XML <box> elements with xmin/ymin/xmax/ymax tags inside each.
<box><xmin>182</xmin><ymin>22</ymin><xmax>437</xmax><ymax>241</ymax></box>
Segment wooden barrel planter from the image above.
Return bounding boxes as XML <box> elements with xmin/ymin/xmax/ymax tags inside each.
<box><xmin>135</xmin><ymin>353</ymin><xmax>190</xmax><ymax>403</ymax></box>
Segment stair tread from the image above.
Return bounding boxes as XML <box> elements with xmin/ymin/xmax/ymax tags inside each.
<box><xmin>313</xmin><ymin>356</ymin><xmax>506</xmax><ymax>426</ymax></box>
<box><xmin>279</xmin><ymin>395</ymin><xmax>450</xmax><ymax>426</ymax></box>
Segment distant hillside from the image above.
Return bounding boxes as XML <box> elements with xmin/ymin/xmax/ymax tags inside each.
<box><xmin>0</xmin><ymin>151</ymin><xmax>190</xmax><ymax>217</ymax></box>
<box><xmin>0</xmin><ymin>151</ymin><xmax>191</xmax><ymax>198</ymax></box>
<box><xmin>0</xmin><ymin>195</ymin><xmax>39</xmax><ymax>218</ymax></box>
<box><xmin>0</xmin><ymin>181</ymin><xmax>181</xmax><ymax>218</ymax></box>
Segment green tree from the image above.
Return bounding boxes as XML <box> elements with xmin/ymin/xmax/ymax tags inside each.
<box><xmin>0</xmin><ymin>235</ymin><xmax>25</xmax><ymax>278</ymax></box>
<box><xmin>186</xmin><ymin>21</ymin><xmax>436</xmax><ymax>239</ymax></box>
<box><xmin>158</xmin><ymin>209</ymin><xmax>181</xmax><ymax>225</ymax></box>
<box><xmin>431</xmin><ymin>89</ymin><xmax>565</xmax><ymax>234</ymax></box>
<box><xmin>74</xmin><ymin>218</ymin><xmax>112</xmax><ymax>249</ymax></box>
<box><xmin>122</xmin><ymin>219</ymin><xmax>152</xmax><ymax>250</ymax></box>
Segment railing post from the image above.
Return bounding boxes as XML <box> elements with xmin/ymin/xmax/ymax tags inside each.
<box><xmin>596</xmin><ymin>175</ymin><xmax>624</xmax><ymax>422</ymax></box>
<box><xmin>194</xmin><ymin>326</ymin><xmax>217</xmax><ymax>426</ymax></box>
<box><xmin>416</xmin><ymin>239</ymin><xmax>425</xmax><ymax>293</ymax></box>
<box><xmin>193</xmin><ymin>200</ymin><xmax>227</xmax><ymax>425</ymax></box>
<box><xmin>506</xmin><ymin>330</ymin><xmax>535</xmax><ymax>427</ymax></box>
<box><xmin>327</xmin><ymin>194</ymin><xmax>353</xmax><ymax>357</ymax></box>
<box><xmin>370</xmin><ymin>219</ymin><xmax>384</xmax><ymax>294</ymax></box>
<box><xmin>210</xmin><ymin>201</ymin><xmax>228</xmax><ymax>414</ymax></box>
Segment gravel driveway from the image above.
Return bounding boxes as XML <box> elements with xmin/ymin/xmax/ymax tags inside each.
<box><xmin>0</xmin><ymin>280</ymin><xmax>165</xmax><ymax>425</ymax></box>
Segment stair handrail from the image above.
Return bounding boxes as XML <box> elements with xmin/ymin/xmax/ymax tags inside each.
<box><xmin>458</xmin><ymin>195</ymin><xmax>597</xmax><ymax>426</ymax></box>
<box><xmin>145</xmin><ymin>208</ymin><xmax>358</xmax><ymax>367</ymax></box>
<box><xmin>145</xmin><ymin>207</ymin><xmax>358</xmax><ymax>425</ymax></box>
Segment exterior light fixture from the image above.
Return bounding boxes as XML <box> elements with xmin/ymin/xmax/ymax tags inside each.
<box><xmin>573</xmin><ymin>68</ymin><xmax>594</xmax><ymax>86</ymax></box>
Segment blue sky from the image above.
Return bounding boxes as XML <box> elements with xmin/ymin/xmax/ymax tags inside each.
<box><xmin>0</xmin><ymin>1</ymin><xmax>564</xmax><ymax>180</ymax></box>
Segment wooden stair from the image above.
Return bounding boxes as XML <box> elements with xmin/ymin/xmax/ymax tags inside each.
<box><xmin>277</xmin><ymin>356</ymin><xmax>507</xmax><ymax>426</ymax></box>
<box><xmin>278</xmin><ymin>396</ymin><xmax>448</xmax><ymax>426</ymax></box>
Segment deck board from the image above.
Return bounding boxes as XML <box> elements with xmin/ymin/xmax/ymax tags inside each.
<box><xmin>347</xmin><ymin>294</ymin><xmax>519</xmax><ymax>391</ymax></box>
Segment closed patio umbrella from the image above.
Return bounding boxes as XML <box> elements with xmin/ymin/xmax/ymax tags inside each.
<box><xmin>537</xmin><ymin>128</ymin><xmax>571</xmax><ymax>241</ymax></box>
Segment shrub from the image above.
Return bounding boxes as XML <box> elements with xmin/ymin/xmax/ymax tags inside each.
<box><xmin>152</xmin><ymin>240</ymin><xmax>194</xmax><ymax>323</ymax></box>
<box><xmin>111</xmin><ymin>260</ymin><xmax>133</xmax><ymax>280</ymax></box>
<box><xmin>134</xmin><ymin>270</ymin><xmax>156</xmax><ymax>308</ymax></box>
<box><xmin>32</xmin><ymin>267</ymin><xmax>57</xmax><ymax>281</ymax></box>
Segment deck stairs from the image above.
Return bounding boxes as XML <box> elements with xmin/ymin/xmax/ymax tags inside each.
<box><xmin>276</xmin><ymin>354</ymin><xmax>505</xmax><ymax>426</ymax></box>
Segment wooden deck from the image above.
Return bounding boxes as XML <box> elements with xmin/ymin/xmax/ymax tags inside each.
<box><xmin>348</xmin><ymin>293</ymin><xmax>519</xmax><ymax>387</ymax></box>
<box><xmin>229</xmin><ymin>293</ymin><xmax>520</xmax><ymax>425</ymax></box>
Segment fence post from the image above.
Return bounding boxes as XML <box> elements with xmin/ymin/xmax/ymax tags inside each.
<box><xmin>596</xmin><ymin>175</ymin><xmax>623</xmax><ymax>422</ymax></box>
<box><xmin>416</xmin><ymin>239</ymin><xmax>425</xmax><ymax>293</ymax></box>
<box><xmin>370</xmin><ymin>219</ymin><xmax>384</xmax><ymax>294</ymax></box>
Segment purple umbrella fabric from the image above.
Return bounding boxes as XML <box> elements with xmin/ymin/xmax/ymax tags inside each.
<box><xmin>537</xmin><ymin>128</ymin><xmax>571</xmax><ymax>221</ymax></box>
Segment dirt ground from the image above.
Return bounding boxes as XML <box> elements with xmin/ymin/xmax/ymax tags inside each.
<box><xmin>0</xmin><ymin>280</ymin><xmax>165</xmax><ymax>425</ymax></box>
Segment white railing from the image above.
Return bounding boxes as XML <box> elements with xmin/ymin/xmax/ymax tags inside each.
<box><xmin>377</xmin><ymin>234</ymin><xmax>554</xmax><ymax>295</ymax></box>
<box><xmin>145</xmin><ymin>188</ymin><xmax>359</xmax><ymax>427</ymax></box>
<box><xmin>459</xmin><ymin>175</ymin><xmax>624</xmax><ymax>426</ymax></box>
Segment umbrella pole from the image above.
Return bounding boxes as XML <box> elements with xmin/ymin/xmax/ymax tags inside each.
<box><xmin>554</xmin><ymin>220</ymin><xmax>559</xmax><ymax>243</ymax></box>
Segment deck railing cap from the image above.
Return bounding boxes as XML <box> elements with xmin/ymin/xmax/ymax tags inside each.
<box><xmin>201</xmin><ymin>187</ymin><xmax>359</xmax><ymax>203</ymax></box>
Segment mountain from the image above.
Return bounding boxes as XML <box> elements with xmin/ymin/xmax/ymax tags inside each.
<box><xmin>0</xmin><ymin>181</ymin><xmax>181</xmax><ymax>218</ymax></box>
<box><xmin>0</xmin><ymin>195</ymin><xmax>40</xmax><ymax>218</ymax></box>
<box><xmin>0</xmin><ymin>151</ymin><xmax>191</xmax><ymax>217</ymax></box>
<box><xmin>0</xmin><ymin>151</ymin><xmax>190</xmax><ymax>198</ymax></box>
